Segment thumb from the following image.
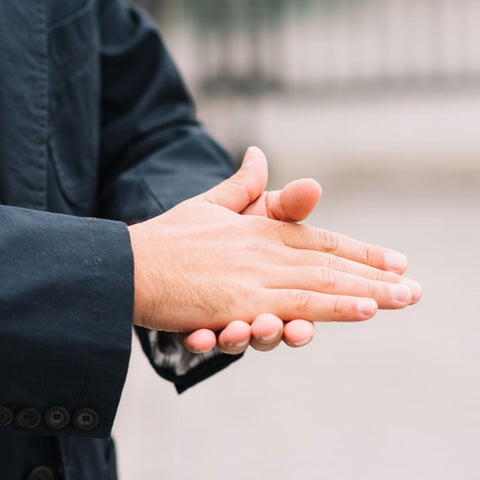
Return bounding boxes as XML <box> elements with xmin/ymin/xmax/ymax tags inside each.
<box><xmin>198</xmin><ymin>146</ymin><xmax>268</xmax><ymax>212</ymax></box>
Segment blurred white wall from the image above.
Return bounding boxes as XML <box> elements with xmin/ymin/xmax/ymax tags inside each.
<box><xmin>150</xmin><ymin>0</ymin><xmax>480</xmax><ymax>183</ymax></box>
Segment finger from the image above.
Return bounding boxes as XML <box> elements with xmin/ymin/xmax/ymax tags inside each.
<box><xmin>217</xmin><ymin>320</ymin><xmax>252</xmax><ymax>355</ymax></box>
<box><xmin>272</xmin><ymin>178</ymin><xmax>322</xmax><ymax>222</ymax></box>
<box><xmin>283</xmin><ymin>320</ymin><xmax>315</xmax><ymax>348</ymax></box>
<box><xmin>270</xmin><ymin>247</ymin><xmax>421</xmax><ymax>304</ymax></box>
<box><xmin>266</xmin><ymin>289</ymin><xmax>378</xmax><ymax>322</ymax></box>
<box><xmin>182</xmin><ymin>329</ymin><xmax>217</xmax><ymax>354</ymax></box>
<box><xmin>250</xmin><ymin>313</ymin><xmax>284</xmax><ymax>352</ymax></box>
<box><xmin>279</xmin><ymin>223</ymin><xmax>408</xmax><ymax>274</ymax></box>
<box><xmin>267</xmin><ymin>266</ymin><xmax>413</xmax><ymax>309</ymax></box>
<box><xmin>242</xmin><ymin>178</ymin><xmax>322</xmax><ymax>222</ymax></box>
<box><xmin>286</xmin><ymin>247</ymin><xmax>403</xmax><ymax>281</ymax></box>
<box><xmin>198</xmin><ymin>146</ymin><xmax>268</xmax><ymax>213</ymax></box>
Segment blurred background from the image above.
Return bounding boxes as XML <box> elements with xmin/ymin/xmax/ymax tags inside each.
<box><xmin>114</xmin><ymin>1</ymin><xmax>480</xmax><ymax>479</ymax></box>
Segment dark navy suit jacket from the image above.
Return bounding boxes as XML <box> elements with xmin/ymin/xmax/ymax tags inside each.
<box><xmin>0</xmin><ymin>1</ymin><xmax>241</xmax><ymax>478</ymax></box>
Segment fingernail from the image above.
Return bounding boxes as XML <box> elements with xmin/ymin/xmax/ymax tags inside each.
<box><xmin>258</xmin><ymin>332</ymin><xmax>280</xmax><ymax>343</ymax></box>
<box><xmin>389</xmin><ymin>284</ymin><xmax>412</xmax><ymax>303</ymax></box>
<box><xmin>385</xmin><ymin>251</ymin><xmax>408</xmax><ymax>272</ymax></box>
<box><xmin>291</xmin><ymin>338</ymin><xmax>312</xmax><ymax>347</ymax></box>
<box><xmin>357</xmin><ymin>299</ymin><xmax>377</xmax><ymax>317</ymax></box>
<box><xmin>399</xmin><ymin>279</ymin><xmax>422</xmax><ymax>300</ymax></box>
<box><xmin>228</xmin><ymin>340</ymin><xmax>249</xmax><ymax>349</ymax></box>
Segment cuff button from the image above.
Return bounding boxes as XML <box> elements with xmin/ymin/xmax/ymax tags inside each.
<box><xmin>72</xmin><ymin>408</ymin><xmax>99</xmax><ymax>431</ymax></box>
<box><xmin>0</xmin><ymin>406</ymin><xmax>13</xmax><ymax>427</ymax></box>
<box><xmin>27</xmin><ymin>466</ymin><xmax>54</xmax><ymax>480</ymax></box>
<box><xmin>44</xmin><ymin>406</ymin><xmax>70</xmax><ymax>430</ymax></box>
<box><xmin>15</xmin><ymin>408</ymin><xmax>41</xmax><ymax>429</ymax></box>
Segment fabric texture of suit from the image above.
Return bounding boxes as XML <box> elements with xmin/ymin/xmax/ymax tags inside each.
<box><xmin>0</xmin><ymin>0</ymin><xmax>241</xmax><ymax>478</ymax></box>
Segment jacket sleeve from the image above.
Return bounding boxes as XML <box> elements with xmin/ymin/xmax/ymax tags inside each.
<box><xmin>0</xmin><ymin>206</ymin><xmax>133</xmax><ymax>438</ymax></box>
<box><xmin>97</xmin><ymin>0</ymin><xmax>243</xmax><ymax>394</ymax></box>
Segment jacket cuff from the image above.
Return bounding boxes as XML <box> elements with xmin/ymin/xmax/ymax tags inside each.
<box><xmin>0</xmin><ymin>208</ymin><xmax>133</xmax><ymax>438</ymax></box>
<box><xmin>78</xmin><ymin>217</ymin><xmax>133</xmax><ymax>436</ymax></box>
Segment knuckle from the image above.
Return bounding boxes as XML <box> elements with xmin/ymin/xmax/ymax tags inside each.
<box><xmin>326</xmin><ymin>254</ymin><xmax>345</xmax><ymax>272</ymax></box>
<box><xmin>366</xmin><ymin>280</ymin><xmax>378</xmax><ymax>298</ymax></box>
<box><xmin>318</xmin><ymin>229</ymin><xmax>339</xmax><ymax>253</ymax></box>
<box><xmin>229</xmin><ymin>175</ymin><xmax>252</xmax><ymax>202</ymax></box>
<box><xmin>251</xmin><ymin>216</ymin><xmax>279</xmax><ymax>237</ymax></box>
<box><xmin>333</xmin><ymin>296</ymin><xmax>347</xmax><ymax>317</ymax></box>
<box><xmin>361</xmin><ymin>244</ymin><xmax>375</xmax><ymax>265</ymax></box>
<box><xmin>295</xmin><ymin>290</ymin><xmax>315</xmax><ymax>314</ymax></box>
<box><xmin>319</xmin><ymin>267</ymin><xmax>337</xmax><ymax>291</ymax></box>
<box><xmin>248</xmin><ymin>238</ymin><xmax>270</xmax><ymax>255</ymax></box>
<box><xmin>374</xmin><ymin>269</ymin><xmax>386</xmax><ymax>282</ymax></box>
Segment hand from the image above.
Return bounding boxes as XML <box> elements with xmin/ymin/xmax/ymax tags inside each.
<box><xmin>128</xmin><ymin>148</ymin><xmax>421</xmax><ymax>336</ymax></box>
<box><xmin>183</xmin><ymin>147</ymin><xmax>323</xmax><ymax>354</ymax></box>
<box><xmin>180</xmin><ymin>147</ymin><xmax>421</xmax><ymax>354</ymax></box>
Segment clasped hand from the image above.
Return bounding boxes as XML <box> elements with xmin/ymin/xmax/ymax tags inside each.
<box><xmin>128</xmin><ymin>147</ymin><xmax>421</xmax><ymax>355</ymax></box>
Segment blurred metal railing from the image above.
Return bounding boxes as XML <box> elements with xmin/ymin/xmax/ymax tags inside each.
<box><xmin>136</xmin><ymin>0</ymin><xmax>480</xmax><ymax>96</ymax></box>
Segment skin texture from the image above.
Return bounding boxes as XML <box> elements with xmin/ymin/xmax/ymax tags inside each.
<box><xmin>128</xmin><ymin>147</ymin><xmax>422</xmax><ymax>354</ymax></box>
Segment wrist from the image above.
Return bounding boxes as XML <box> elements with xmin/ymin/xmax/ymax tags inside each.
<box><xmin>128</xmin><ymin>224</ymin><xmax>152</xmax><ymax>327</ymax></box>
